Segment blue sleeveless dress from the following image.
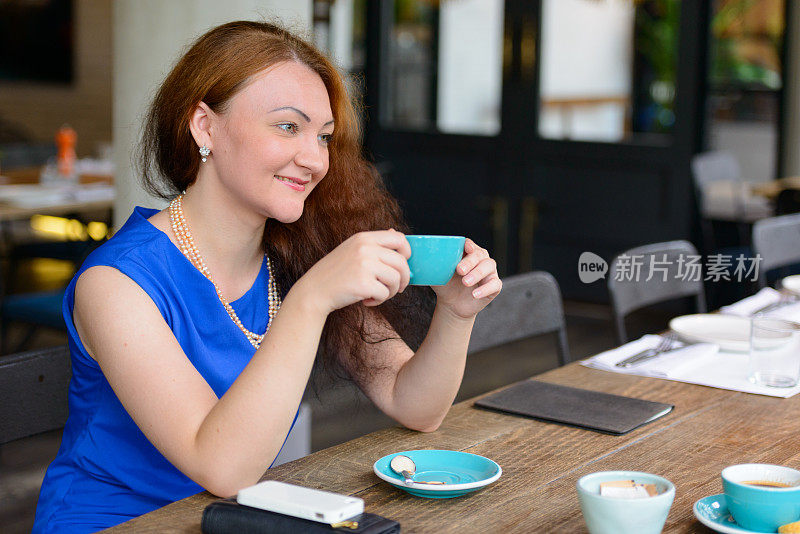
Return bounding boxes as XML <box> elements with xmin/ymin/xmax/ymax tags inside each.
<box><xmin>33</xmin><ymin>207</ymin><xmax>295</xmax><ymax>533</ymax></box>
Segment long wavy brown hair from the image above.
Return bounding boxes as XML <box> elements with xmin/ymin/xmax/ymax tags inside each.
<box><xmin>139</xmin><ymin>21</ymin><xmax>432</xmax><ymax>380</ymax></box>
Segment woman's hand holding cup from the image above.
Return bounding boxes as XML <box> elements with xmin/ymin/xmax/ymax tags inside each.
<box><xmin>300</xmin><ymin>229</ymin><xmax>411</xmax><ymax>315</ymax></box>
<box><xmin>430</xmin><ymin>237</ymin><xmax>502</xmax><ymax>319</ymax></box>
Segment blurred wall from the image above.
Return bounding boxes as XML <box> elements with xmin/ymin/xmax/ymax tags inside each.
<box><xmin>0</xmin><ymin>0</ymin><xmax>112</xmax><ymax>158</ymax></box>
<box><xmin>113</xmin><ymin>0</ymin><xmax>312</xmax><ymax>227</ymax></box>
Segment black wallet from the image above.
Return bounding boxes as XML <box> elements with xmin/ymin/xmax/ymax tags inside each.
<box><xmin>201</xmin><ymin>498</ymin><xmax>401</xmax><ymax>534</ymax></box>
<box><xmin>474</xmin><ymin>379</ymin><xmax>673</xmax><ymax>435</ymax></box>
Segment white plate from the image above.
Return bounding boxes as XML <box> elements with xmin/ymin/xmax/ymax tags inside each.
<box><xmin>669</xmin><ymin>314</ymin><xmax>751</xmax><ymax>352</ymax></box>
<box><xmin>781</xmin><ymin>275</ymin><xmax>800</xmax><ymax>296</ymax></box>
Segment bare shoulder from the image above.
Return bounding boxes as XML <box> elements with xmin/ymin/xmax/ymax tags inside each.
<box><xmin>73</xmin><ymin>265</ymin><xmax>165</xmax><ymax>361</ymax></box>
<box><xmin>74</xmin><ymin>265</ymin><xmax>149</xmax><ymax>306</ymax></box>
<box><xmin>76</xmin><ymin>264</ymin><xmax>130</xmax><ymax>291</ymax></box>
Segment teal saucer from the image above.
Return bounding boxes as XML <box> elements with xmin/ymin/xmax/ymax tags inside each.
<box><xmin>693</xmin><ymin>494</ymin><xmax>776</xmax><ymax>534</ymax></box>
<box><xmin>373</xmin><ymin>450</ymin><xmax>501</xmax><ymax>498</ymax></box>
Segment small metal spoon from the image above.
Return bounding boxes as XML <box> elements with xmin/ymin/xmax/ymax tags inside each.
<box><xmin>389</xmin><ymin>454</ymin><xmax>445</xmax><ymax>486</ymax></box>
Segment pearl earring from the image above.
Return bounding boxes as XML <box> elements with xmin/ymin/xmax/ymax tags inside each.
<box><xmin>199</xmin><ymin>145</ymin><xmax>211</xmax><ymax>162</ymax></box>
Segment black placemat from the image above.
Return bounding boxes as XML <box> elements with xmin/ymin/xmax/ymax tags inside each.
<box><xmin>474</xmin><ymin>379</ymin><xmax>673</xmax><ymax>435</ymax></box>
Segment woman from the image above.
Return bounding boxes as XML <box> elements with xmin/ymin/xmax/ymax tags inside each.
<box><xmin>33</xmin><ymin>21</ymin><xmax>501</xmax><ymax>532</ymax></box>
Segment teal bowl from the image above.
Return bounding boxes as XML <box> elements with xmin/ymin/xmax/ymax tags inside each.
<box><xmin>576</xmin><ymin>471</ymin><xmax>675</xmax><ymax>534</ymax></box>
<box><xmin>722</xmin><ymin>464</ymin><xmax>800</xmax><ymax>532</ymax></box>
<box><xmin>373</xmin><ymin>449</ymin><xmax>501</xmax><ymax>498</ymax></box>
<box><xmin>405</xmin><ymin>235</ymin><xmax>465</xmax><ymax>286</ymax></box>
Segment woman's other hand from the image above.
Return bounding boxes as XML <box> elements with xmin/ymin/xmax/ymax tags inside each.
<box><xmin>432</xmin><ymin>238</ymin><xmax>501</xmax><ymax>319</ymax></box>
<box><xmin>298</xmin><ymin>229</ymin><xmax>411</xmax><ymax>315</ymax></box>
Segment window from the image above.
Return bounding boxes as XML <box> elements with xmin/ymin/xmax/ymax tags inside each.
<box><xmin>538</xmin><ymin>0</ymin><xmax>680</xmax><ymax>142</ymax></box>
<box><xmin>381</xmin><ymin>0</ymin><xmax>504</xmax><ymax>135</ymax></box>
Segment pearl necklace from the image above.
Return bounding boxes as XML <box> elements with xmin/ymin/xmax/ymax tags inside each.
<box><xmin>169</xmin><ymin>194</ymin><xmax>281</xmax><ymax>349</ymax></box>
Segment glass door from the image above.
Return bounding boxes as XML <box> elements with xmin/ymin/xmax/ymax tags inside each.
<box><xmin>501</xmin><ymin>0</ymin><xmax>709</xmax><ymax>300</ymax></box>
<box><xmin>335</xmin><ymin>0</ymin><xmax>711</xmax><ymax>301</ymax></box>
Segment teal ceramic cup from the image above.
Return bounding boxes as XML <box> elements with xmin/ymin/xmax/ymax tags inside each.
<box><xmin>576</xmin><ymin>471</ymin><xmax>675</xmax><ymax>534</ymax></box>
<box><xmin>722</xmin><ymin>464</ymin><xmax>800</xmax><ymax>531</ymax></box>
<box><xmin>405</xmin><ymin>235</ymin><xmax>465</xmax><ymax>286</ymax></box>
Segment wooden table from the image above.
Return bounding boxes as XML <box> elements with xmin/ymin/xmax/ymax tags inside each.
<box><xmin>105</xmin><ymin>362</ymin><xmax>797</xmax><ymax>533</ymax></box>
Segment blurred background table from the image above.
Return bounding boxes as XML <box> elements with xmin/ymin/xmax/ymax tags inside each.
<box><xmin>751</xmin><ymin>177</ymin><xmax>800</xmax><ymax>216</ymax></box>
<box><xmin>750</xmin><ymin>176</ymin><xmax>800</xmax><ymax>200</ymax></box>
<box><xmin>0</xmin><ymin>167</ymin><xmax>113</xmax><ymax>222</ymax></box>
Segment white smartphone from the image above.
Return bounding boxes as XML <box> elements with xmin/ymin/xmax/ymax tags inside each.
<box><xmin>236</xmin><ymin>480</ymin><xmax>364</xmax><ymax>524</ymax></box>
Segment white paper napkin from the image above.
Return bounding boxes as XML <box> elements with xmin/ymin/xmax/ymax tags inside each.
<box><xmin>582</xmin><ymin>333</ymin><xmax>800</xmax><ymax>398</ymax></box>
<box><xmin>719</xmin><ymin>287</ymin><xmax>782</xmax><ymax>317</ymax></box>
<box><xmin>765</xmin><ymin>302</ymin><xmax>800</xmax><ymax>323</ymax></box>
<box><xmin>582</xmin><ymin>335</ymin><xmax>719</xmax><ymax>379</ymax></box>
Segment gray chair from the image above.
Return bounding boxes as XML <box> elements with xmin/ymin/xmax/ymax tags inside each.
<box><xmin>608</xmin><ymin>240</ymin><xmax>707</xmax><ymax>344</ymax></box>
<box><xmin>690</xmin><ymin>151</ymin><xmax>771</xmax><ymax>253</ymax></box>
<box><xmin>0</xmin><ymin>345</ymin><xmax>71</xmax><ymax>445</ymax></box>
<box><xmin>272</xmin><ymin>402</ymin><xmax>311</xmax><ymax>466</ymax></box>
<box><xmin>691</xmin><ymin>151</ymin><xmax>745</xmax><ymax>255</ymax></box>
<box><xmin>691</xmin><ymin>151</ymin><xmax>744</xmax><ymax>218</ymax></box>
<box><xmin>752</xmin><ymin>212</ymin><xmax>800</xmax><ymax>288</ymax></box>
<box><xmin>468</xmin><ymin>271</ymin><xmax>570</xmax><ymax>366</ymax></box>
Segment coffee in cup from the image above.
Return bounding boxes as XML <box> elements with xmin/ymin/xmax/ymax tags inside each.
<box><xmin>743</xmin><ymin>480</ymin><xmax>794</xmax><ymax>488</ymax></box>
<box><xmin>722</xmin><ymin>464</ymin><xmax>800</xmax><ymax>531</ymax></box>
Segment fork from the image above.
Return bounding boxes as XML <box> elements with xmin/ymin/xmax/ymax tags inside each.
<box><xmin>615</xmin><ymin>332</ymin><xmax>677</xmax><ymax>368</ymax></box>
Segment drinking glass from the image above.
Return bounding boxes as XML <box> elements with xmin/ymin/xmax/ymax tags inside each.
<box><xmin>748</xmin><ymin>317</ymin><xmax>800</xmax><ymax>388</ymax></box>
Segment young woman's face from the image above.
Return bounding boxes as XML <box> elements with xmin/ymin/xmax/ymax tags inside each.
<box><xmin>208</xmin><ymin>61</ymin><xmax>334</xmax><ymax>223</ymax></box>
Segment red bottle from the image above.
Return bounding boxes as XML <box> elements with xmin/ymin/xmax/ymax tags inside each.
<box><xmin>55</xmin><ymin>124</ymin><xmax>77</xmax><ymax>178</ymax></box>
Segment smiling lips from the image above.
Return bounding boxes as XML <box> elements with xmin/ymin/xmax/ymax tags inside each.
<box><xmin>275</xmin><ymin>175</ymin><xmax>308</xmax><ymax>192</ymax></box>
